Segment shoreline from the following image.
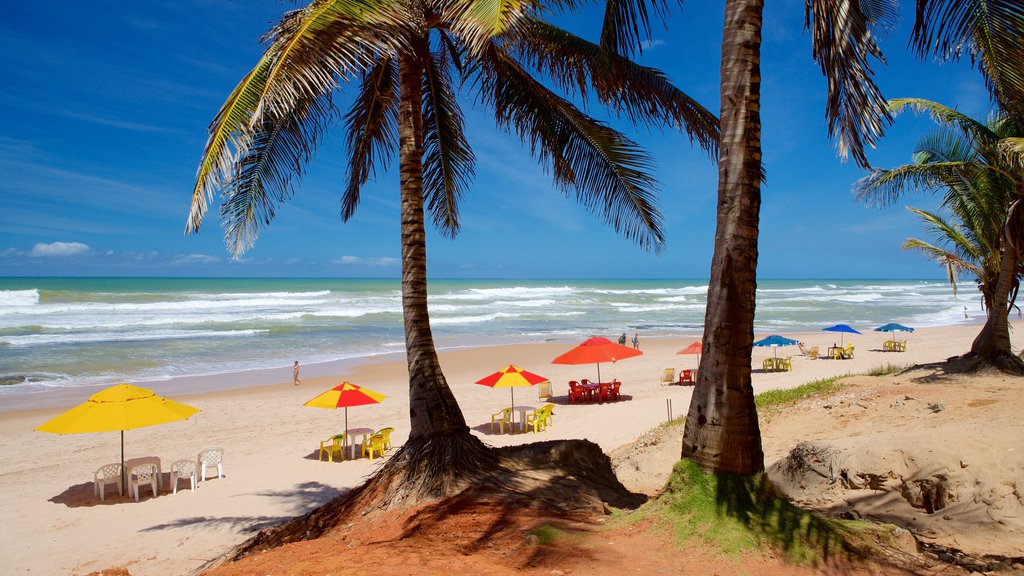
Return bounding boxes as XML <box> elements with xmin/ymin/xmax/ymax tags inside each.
<box><xmin>0</xmin><ymin>320</ymin><xmax>985</xmax><ymax>414</ymax></box>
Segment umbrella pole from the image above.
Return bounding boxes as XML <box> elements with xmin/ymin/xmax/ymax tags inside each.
<box><xmin>596</xmin><ymin>363</ymin><xmax>601</xmax><ymax>383</ymax></box>
<box><xmin>120</xmin><ymin>430</ymin><xmax>125</xmax><ymax>495</ymax></box>
<box><xmin>510</xmin><ymin>388</ymin><xmax>515</xmax><ymax>432</ymax></box>
<box><xmin>344</xmin><ymin>407</ymin><xmax>350</xmax><ymax>459</ymax></box>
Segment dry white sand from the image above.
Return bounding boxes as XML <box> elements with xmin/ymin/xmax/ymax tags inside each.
<box><xmin>0</xmin><ymin>322</ymin><xmax>1015</xmax><ymax>575</ymax></box>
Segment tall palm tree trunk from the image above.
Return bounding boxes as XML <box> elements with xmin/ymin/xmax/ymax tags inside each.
<box><xmin>681</xmin><ymin>0</ymin><xmax>765</xmax><ymax>475</ymax></box>
<box><xmin>397</xmin><ymin>50</ymin><xmax>470</xmax><ymax>440</ymax></box>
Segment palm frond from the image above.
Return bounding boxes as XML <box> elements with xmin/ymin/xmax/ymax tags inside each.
<box><xmin>190</xmin><ymin>0</ymin><xmax>388</xmax><ymax>237</ymax></box>
<box><xmin>342</xmin><ymin>57</ymin><xmax>399</xmax><ymax>221</ymax></box>
<box><xmin>907</xmin><ymin>205</ymin><xmax>987</xmax><ymax>265</ymax></box>
<box><xmin>855</xmin><ymin>162</ymin><xmax>965</xmax><ymax>206</ymax></box>
<box><xmin>889</xmin><ymin>98</ymin><xmax>999</xmax><ymax>143</ymax></box>
<box><xmin>911</xmin><ymin>0</ymin><xmax>1024</xmax><ymax>118</ymax></box>
<box><xmin>998</xmin><ymin>136</ymin><xmax>1024</xmax><ymax>168</ymax></box>
<box><xmin>805</xmin><ymin>0</ymin><xmax>896</xmax><ymax>168</ymax></box>
<box><xmin>221</xmin><ymin>93</ymin><xmax>337</xmax><ymax>256</ymax></box>
<box><xmin>421</xmin><ymin>49</ymin><xmax>475</xmax><ymax>237</ymax></box>
<box><xmin>477</xmin><ymin>43</ymin><xmax>663</xmax><ymax>251</ymax></box>
<box><xmin>188</xmin><ymin>55</ymin><xmax>276</xmax><ymax>235</ymax></box>
<box><xmin>598</xmin><ymin>0</ymin><xmax>673</xmax><ymax>57</ymax></box>
<box><xmin>509</xmin><ymin>19</ymin><xmax>719</xmax><ymax>157</ymax></box>
<box><xmin>446</xmin><ymin>0</ymin><xmax>534</xmax><ymax>56</ymax></box>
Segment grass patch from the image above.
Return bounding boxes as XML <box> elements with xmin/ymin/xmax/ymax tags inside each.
<box><xmin>866</xmin><ymin>363</ymin><xmax>906</xmax><ymax>376</ymax></box>
<box><xmin>656</xmin><ymin>459</ymin><xmax>854</xmax><ymax>564</ymax></box>
<box><xmin>754</xmin><ymin>375</ymin><xmax>846</xmax><ymax>410</ymax></box>
<box><xmin>525</xmin><ymin>523</ymin><xmax>561</xmax><ymax>545</ymax></box>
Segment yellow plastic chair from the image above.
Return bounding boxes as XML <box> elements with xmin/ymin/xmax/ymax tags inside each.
<box><xmin>779</xmin><ymin>356</ymin><xmax>793</xmax><ymax>371</ymax></box>
<box><xmin>539</xmin><ymin>403</ymin><xmax>555</xmax><ymax>428</ymax></box>
<box><xmin>362</xmin><ymin>433</ymin><xmax>387</xmax><ymax>461</ymax></box>
<box><xmin>375</xmin><ymin>427</ymin><xmax>394</xmax><ymax>451</ymax></box>
<box><xmin>491</xmin><ymin>407</ymin><xmax>513</xmax><ymax>433</ymax></box>
<box><xmin>525</xmin><ymin>409</ymin><xmax>547</xmax><ymax>434</ymax></box>
<box><xmin>807</xmin><ymin>346</ymin><xmax>818</xmax><ymax>360</ymax></box>
<box><xmin>660</xmin><ymin>368</ymin><xmax>675</xmax><ymax>384</ymax></box>
<box><xmin>762</xmin><ymin>358</ymin><xmax>775</xmax><ymax>371</ymax></box>
<box><xmin>897</xmin><ymin>340</ymin><xmax>907</xmax><ymax>352</ymax></box>
<box><xmin>319</xmin><ymin>434</ymin><xmax>346</xmax><ymax>462</ymax></box>
<box><xmin>842</xmin><ymin>344</ymin><xmax>855</xmax><ymax>359</ymax></box>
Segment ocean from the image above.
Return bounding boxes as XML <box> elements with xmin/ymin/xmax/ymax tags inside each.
<box><xmin>0</xmin><ymin>277</ymin><xmax>977</xmax><ymax>398</ymax></box>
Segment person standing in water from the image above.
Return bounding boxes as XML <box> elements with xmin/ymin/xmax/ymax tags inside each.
<box><xmin>293</xmin><ymin>360</ymin><xmax>301</xmax><ymax>386</ymax></box>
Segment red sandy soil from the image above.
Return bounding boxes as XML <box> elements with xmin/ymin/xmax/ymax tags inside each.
<box><xmin>192</xmin><ymin>499</ymin><xmax>944</xmax><ymax>576</ymax></box>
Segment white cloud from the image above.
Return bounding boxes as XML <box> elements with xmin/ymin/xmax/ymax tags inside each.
<box><xmin>640</xmin><ymin>39</ymin><xmax>668</xmax><ymax>50</ymax></box>
<box><xmin>171</xmin><ymin>253</ymin><xmax>222</xmax><ymax>265</ymax></box>
<box><xmin>333</xmin><ymin>255</ymin><xmax>400</xmax><ymax>267</ymax></box>
<box><xmin>29</xmin><ymin>241</ymin><xmax>90</xmax><ymax>257</ymax></box>
<box><xmin>0</xmin><ymin>248</ymin><xmax>24</xmax><ymax>258</ymax></box>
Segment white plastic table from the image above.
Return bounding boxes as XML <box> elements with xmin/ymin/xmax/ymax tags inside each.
<box><xmin>345</xmin><ymin>427</ymin><xmax>374</xmax><ymax>459</ymax></box>
<box><xmin>512</xmin><ymin>405</ymin><xmax>536</xmax><ymax>433</ymax></box>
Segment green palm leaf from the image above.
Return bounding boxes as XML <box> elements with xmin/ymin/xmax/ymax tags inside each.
<box><xmin>422</xmin><ymin>49</ymin><xmax>475</xmax><ymax>237</ymax></box>
<box><xmin>342</xmin><ymin>57</ymin><xmax>399</xmax><ymax>221</ymax></box>
<box><xmin>477</xmin><ymin>44</ymin><xmax>663</xmax><ymax>250</ymax></box>
<box><xmin>804</xmin><ymin>0</ymin><xmax>896</xmax><ymax>168</ymax></box>
<box><xmin>510</xmin><ymin>19</ymin><xmax>719</xmax><ymax>156</ymax></box>
<box><xmin>598</xmin><ymin>0</ymin><xmax>672</xmax><ymax>57</ymax></box>
<box><xmin>911</xmin><ymin>0</ymin><xmax>1024</xmax><ymax>118</ymax></box>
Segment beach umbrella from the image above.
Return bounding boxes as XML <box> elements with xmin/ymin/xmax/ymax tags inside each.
<box><xmin>35</xmin><ymin>383</ymin><xmax>200</xmax><ymax>492</ymax></box>
<box><xmin>822</xmin><ymin>323</ymin><xmax>861</xmax><ymax>346</ymax></box>
<box><xmin>676</xmin><ymin>341</ymin><xmax>703</xmax><ymax>370</ymax></box>
<box><xmin>475</xmin><ymin>365</ymin><xmax>548</xmax><ymax>412</ymax></box>
<box><xmin>304</xmin><ymin>382</ymin><xmax>386</xmax><ymax>441</ymax></box>
<box><xmin>552</xmin><ymin>336</ymin><xmax>642</xmax><ymax>383</ymax></box>
<box><xmin>874</xmin><ymin>323</ymin><xmax>915</xmax><ymax>334</ymax></box>
<box><xmin>753</xmin><ymin>334</ymin><xmax>799</xmax><ymax>359</ymax></box>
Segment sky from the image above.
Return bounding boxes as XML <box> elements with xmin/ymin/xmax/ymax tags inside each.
<box><xmin>0</xmin><ymin>0</ymin><xmax>996</xmax><ymax>279</ymax></box>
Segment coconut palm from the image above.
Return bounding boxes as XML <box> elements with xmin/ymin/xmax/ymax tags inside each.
<box><xmin>679</xmin><ymin>0</ymin><xmax>1024</xmax><ymax>475</ymax></box>
<box><xmin>187</xmin><ymin>0</ymin><xmax>719</xmax><ymax>498</ymax></box>
<box><xmin>857</xmin><ymin>100</ymin><xmax>1024</xmax><ymax>371</ymax></box>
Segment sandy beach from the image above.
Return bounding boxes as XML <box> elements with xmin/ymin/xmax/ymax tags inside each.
<box><xmin>1</xmin><ymin>321</ymin><xmax>1019</xmax><ymax>575</ymax></box>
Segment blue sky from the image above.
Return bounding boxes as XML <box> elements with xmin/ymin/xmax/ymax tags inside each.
<box><xmin>0</xmin><ymin>0</ymin><xmax>994</xmax><ymax>279</ymax></box>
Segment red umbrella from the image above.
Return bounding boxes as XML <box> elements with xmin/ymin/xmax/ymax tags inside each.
<box><xmin>552</xmin><ymin>336</ymin><xmax>642</xmax><ymax>382</ymax></box>
<box><xmin>676</xmin><ymin>341</ymin><xmax>702</xmax><ymax>365</ymax></box>
<box><xmin>475</xmin><ymin>364</ymin><xmax>548</xmax><ymax>411</ymax></box>
<box><xmin>304</xmin><ymin>382</ymin><xmax>386</xmax><ymax>436</ymax></box>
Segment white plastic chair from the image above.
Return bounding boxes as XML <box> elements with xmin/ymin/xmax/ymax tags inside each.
<box><xmin>128</xmin><ymin>463</ymin><xmax>159</xmax><ymax>502</ymax></box>
<box><xmin>170</xmin><ymin>459</ymin><xmax>197</xmax><ymax>494</ymax></box>
<box><xmin>93</xmin><ymin>463</ymin><xmax>123</xmax><ymax>501</ymax></box>
<box><xmin>197</xmin><ymin>447</ymin><xmax>224</xmax><ymax>482</ymax></box>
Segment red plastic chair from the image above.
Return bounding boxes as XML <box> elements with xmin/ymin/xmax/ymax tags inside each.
<box><xmin>609</xmin><ymin>380</ymin><xmax>621</xmax><ymax>401</ymax></box>
<box><xmin>597</xmin><ymin>382</ymin><xmax>610</xmax><ymax>403</ymax></box>
<box><xmin>580</xmin><ymin>379</ymin><xmax>594</xmax><ymax>402</ymax></box>
<box><xmin>567</xmin><ymin>381</ymin><xmax>585</xmax><ymax>404</ymax></box>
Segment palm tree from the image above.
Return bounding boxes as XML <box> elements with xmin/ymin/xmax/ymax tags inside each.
<box><xmin>679</xmin><ymin>0</ymin><xmax>1024</xmax><ymax>475</ymax></box>
<box><xmin>678</xmin><ymin>0</ymin><xmax>896</xmax><ymax>475</ymax></box>
<box><xmin>187</xmin><ymin>0</ymin><xmax>719</xmax><ymax>498</ymax></box>
<box><xmin>857</xmin><ymin>100</ymin><xmax>1024</xmax><ymax>372</ymax></box>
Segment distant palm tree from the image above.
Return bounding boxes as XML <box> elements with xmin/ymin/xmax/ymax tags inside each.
<box><xmin>187</xmin><ymin>0</ymin><xmax>719</xmax><ymax>496</ymax></box>
<box><xmin>857</xmin><ymin>99</ymin><xmax>1024</xmax><ymax>371</ymax></box>
<box><xmin>681</xmin><ymin>0</ymin><xmax>1024</xmax><ymax>475</ymax></box>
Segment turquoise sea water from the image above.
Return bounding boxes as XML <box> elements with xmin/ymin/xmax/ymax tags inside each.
<box><xmin>0</xmin><ymin>277</ymin><xmax>976</xmax><ymax>397</ymax></box>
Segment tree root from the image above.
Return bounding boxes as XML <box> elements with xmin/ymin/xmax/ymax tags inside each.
<box><xmin>213</xmin><ymin>436</ymin><xmax>643</xmax><ymax>569</ymax></box>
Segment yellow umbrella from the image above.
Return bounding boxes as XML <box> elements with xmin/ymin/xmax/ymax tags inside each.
<box><xmin>36</xmin><ymin>383</ymin><xmax>201</xmax><ymax>491</ymax></box>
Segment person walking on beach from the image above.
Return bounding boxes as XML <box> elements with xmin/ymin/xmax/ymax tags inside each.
<box><xmin>618</xmin><ymin>332</ymin><xmax>627</xmax><ymax>346</ymax></box>
<box><xmin>293</xmin><ymin>360</ymin><xmax>301</xmax><ymax>386</ymax></box>
<box><xmin>632</xmin><ymin>333</ymin><xmax>639</xmax><ymax>349</ymax></box>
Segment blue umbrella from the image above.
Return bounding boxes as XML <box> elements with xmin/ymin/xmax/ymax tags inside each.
<box><xmin>874</xmin><ymin>323</ymin><xmax>915</xmax><ymax>333</ymax></box>
<box><xmin>753</xmin><ymin>334</ymin><xmax>799</xmax><ymax>359</ymax></box>
<box><xmin>822</xmin><ymin>324</ymin><xmax>861</xmax><ymax>346</ymax></box>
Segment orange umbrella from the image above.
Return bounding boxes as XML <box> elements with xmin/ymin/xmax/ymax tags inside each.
<box><xmin>475</xmin><ymin>364</ymin><xmax>548</xmax><ymax>411</ymax></box>
<box><xmin>676</xmin><ymin>341</ymin><xmax>702</xmax><ymax>365</ymax></box>
<box><xmin>552</xmin><ymin>336</ymin><xmax>642</xmax><ymax>382</ymax></box>
<box><xmin>304</xmin><ymin>382</ymin><xmax>386</xmax><ymax>435</ymax></box>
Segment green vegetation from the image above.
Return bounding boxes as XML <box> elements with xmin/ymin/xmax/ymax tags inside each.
<box><xmin>656</xmin><ymin>460</ymin><xmax>855</xmax><ymax>563</ymax></box>
<box><xmin>866</xmin><ymin>364</ymin><xmax>906</xmax><ymax>376</ymax></box>
<box><xmin>754</xmin><ymin>375</ymin><xmax>847</xmax><ymax>410</ymax></box>
<box><xmin>525</xmin><ymin>523</ymin><xmax>561</xmax><ymax>545</ymax></box>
